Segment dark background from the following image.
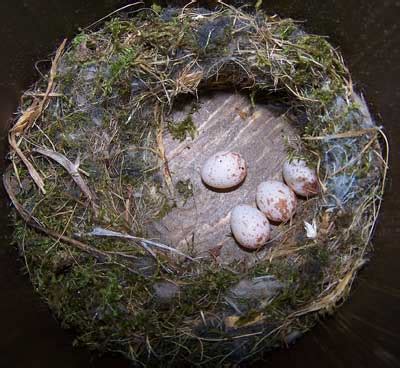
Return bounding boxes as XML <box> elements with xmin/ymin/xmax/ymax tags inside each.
<box><xmin>0</xmin><ymin>1</ymin><xmax>399</xmax><ymax>367</ymax></box>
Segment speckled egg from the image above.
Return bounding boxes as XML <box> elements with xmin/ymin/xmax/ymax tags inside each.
<box><xmin>256</xmin><ymin>180</ymin><xmax>297</xmax><ymax>222</ymax></box>
<box><xmin>200</xmin><ymin>151</ymin><xmax>247</xmax><ymax>189</ymax></box>
<box><xmin>230</xmin><ymin>204</ymin><xmax>270</xmax><ymax>250</ymax></box>
<box><xmin>283</xmin><ymin>159</ymin><xmax>319</xmax><ymax>197</ymax></box>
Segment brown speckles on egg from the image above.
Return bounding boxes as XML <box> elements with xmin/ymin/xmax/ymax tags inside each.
<box><xmin>303</xmin><ymin>180</ymin><xmax>319</xmax><ymax>195</ymax></box>
<box><xmin>283</xmin><ymin>159</ymin><xmax>319</xmax><ymax>197</ymax></box>
<box><xmin>201</xmin><ymin>151</ymin><xmax>247</xmax><ymax>189</ymax></box>
<box><xmin>230</xmin><ymin>205</ymin><xmax>270</xmax><ymax>250</ymax></box>
<box><xmin>256</xmin><ymin>180</ymin><xmax>297</xmax><ymax>222</ymax></box>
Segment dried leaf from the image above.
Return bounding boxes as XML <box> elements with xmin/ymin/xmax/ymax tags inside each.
<box><xmin>224</xmin><ymin>313</ymin><xmax>265</xmax><ymax>329</ymax></box>
<box><xmin>10</xmin><ymin>99</ymin><xmax>41</xmax><ymax>135</ymax></box>
<box><xmin>33</xmin><ymin>147</ymin><xmax>95</xmax><ymax>204</ymax></box>
<box><xmin>9</xmin><ymin>133</ymin><xmax>46</xmax><ymax>194</ymax></box>
<box><xmin>11</xmin><ymin>39</ymin><xmax>67</xmax><ymax>135</ymax></box>
<box><xmin>8</xmin><ymin>39</ymin><xmax>67</xmax><ymax>194</ymax></box>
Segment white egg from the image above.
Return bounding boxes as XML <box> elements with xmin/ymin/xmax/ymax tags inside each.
<box><xmin>256</xmin><ymin>180</ymin><xmax>297</xmax><ymax>222</ymax></box>
<box><xmin>283</xmin><ymin>159</ymin><xmax>319</xmax><ymax>197</ymax></box>
<box><xmin>201</xmin><ymin>151</ymin><xmax>247</xmax><ymax>189</ymax></box>
<box><xmin>230</xmin><ymin>204</ymin><xmax>270</xmax><ymax>250</ymax></box>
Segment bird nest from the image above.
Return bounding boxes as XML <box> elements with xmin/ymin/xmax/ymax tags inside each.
<box><xmin>4</xmin><ymin>4</ymin><xmax>387</xmax><ymax>366</ymax></box>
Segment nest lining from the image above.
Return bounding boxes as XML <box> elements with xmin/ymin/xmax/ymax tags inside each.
<box><xmin>5</xmin><ymin>4</ymin><xmax>387</xmax><ymax>366</ymax></box>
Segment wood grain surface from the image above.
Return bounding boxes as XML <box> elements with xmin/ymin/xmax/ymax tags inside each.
<box><xmin>151</xmin><ymin>92</ymin><xmax>299</xmax><ymax>264</ymax></box>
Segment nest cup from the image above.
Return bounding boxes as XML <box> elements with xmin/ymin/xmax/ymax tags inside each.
<box><xmin>4</xmin><ymin>4</ymin><xmax>387</xmax><ymax>366</ymax></box>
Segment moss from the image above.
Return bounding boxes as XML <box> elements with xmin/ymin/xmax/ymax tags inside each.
<box><xmin>102</xmin><ymin>46</ymin><xmax>138</xmax><ymax>95</ymax></box>
<box><xmin>176</xmin><ymin>267</ymin><xmax>239</xmax><ymax>319</ymax></box>
<box><xmin>271</xmin><ymin>18</ymin><xmax>298</xmax><ymax>40</ymax></box>
<box><xmin>104</xmin><ymin>17</ymin><xmax>132</xmax><ymax>43</ymax></box>
<box><xmin>176</xmin><ymin>179</ymin><xmax>194</xmax><ymax>203</ymax></box>
<box><xmin>155</xmin><ymin>198</ymin><xmax>176</xmax><ymax>220</ymax></box>
<box><xmin>167</xmin><ymin>115</ymin><xmax>197</xmax><ymax>141</ymax></box>
<box><xmin>151</xmin><ymin>3</ymin><xmax>162</xmax><ymax>15</ymax></box>
<box><xmin>196</xmin><ymin>16</ymin><xmax>233</xmax><ymax>56</ymax></box>
<box><xmin>71</xmin><ymin>33</ymin><xmax>88</xmax><ymax>48</ymax></box>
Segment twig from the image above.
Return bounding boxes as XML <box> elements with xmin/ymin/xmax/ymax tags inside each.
<box><xmin>3</xmin><ymin>170</ymin><xmax>109</xmax><ymax>262</ymax></box>
<box><xmin>46</xmin><ymin>203</ymin><xmax>78</xmax><ymax>254</ymax></box>
<box><xmin>290</xmin><ymin>259</ymin><xmax>365</xmax><ymax>317</ymax></box>
<box><xmin>328</xmin><ymin>133</ymin><xmax>378</xmax><ymax>177</ymax></box>
<box><xmin>24</xmin><ymin>92</ymin><xmax>63</xmax><ymax>98</ymax></box>
<box><xmin>302</xmin><ymin>127</ymin><xmax>379</xmax><ymax>141</ymax></box>
<box><xmin>84</xmin><ymin>2</ymin><xmax>145</xmax><ymax>30</ymax></box>
<box><xmin>38</xmin><ymin>39</ymin><xmax>67</xmax><ymax>115</ymax></box>
<box><xmin>365</xmin><ymin>126</ymin><xmax>389</xmax><ymax>241</ymax></box>
<box><xmin>155</xmin><ymin>104</ymin><xmax>174</xmax><ymax>195</ymax></box>
<box><xmin>87</xmin><ymin>227</ymin><xmax>196</xmax><ymax>262</ymax></box>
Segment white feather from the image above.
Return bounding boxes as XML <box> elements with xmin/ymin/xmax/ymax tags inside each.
<box><xmin>304</xmin><ymin>219</ymin><xmax>318</xmax><ymax>239</ymax></box>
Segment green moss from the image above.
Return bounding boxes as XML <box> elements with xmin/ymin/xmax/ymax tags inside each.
<box><xmin>71</xmin><ymin>33</ymin><xmax>88</xmax><ymax>48</ymax></box>
<box><xmin>105</xmin><ymin>18</ymin><xmax>132</xmax><ymax>42</ymax></box>
<box><xmin>167</xmin><ymin>115</ymin><xmax>197</xmax><ymax>141</ymax></box>
<box><xmin>271</xmin><ymin>18</ymin><xmax>297</xmax><ymax>40</ymax></box>
<box><xmin>155</xmin><ymin>198</ymin><xmax>176</xmax><ymax>220</ymax></box>
<box><xmin>182</xmin><ymin>267</ymin><xmax>239</xmax><ymax>313</ymax></box>
<box><xmin>151</xmin><ymin>3</ymin><xmax>162</xmax><ymax>14</ymax></box>
<box><xmin>176</xmin><ymin>179</ymin><xmax>194</xmax><ymax>204</ymax></box>
<box><xmin>199</xmin><ymin>19</ymin><xmax>233</xmax><ymax>56</ymax></box>
<box><xmin>102</xmin><ymin>46</ymin><xmax>138</xmax><ymax>95</ymax></box>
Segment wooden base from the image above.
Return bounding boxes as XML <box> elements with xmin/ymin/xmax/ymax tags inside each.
<box><xmin>151</xmin><ymin>92</ymin><xmax>299</xmax><ymax>264</ymax></box>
